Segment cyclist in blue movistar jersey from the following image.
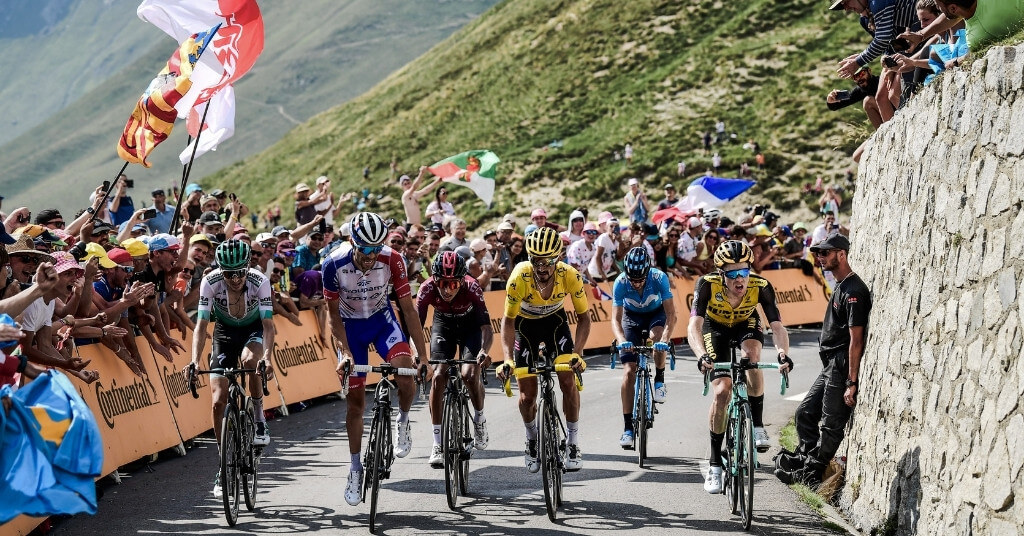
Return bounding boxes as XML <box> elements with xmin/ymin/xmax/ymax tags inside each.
<box><xmin>610</xmin><ymin>247</ymin><xmax>677</xmax><ymax>449</ymax></box>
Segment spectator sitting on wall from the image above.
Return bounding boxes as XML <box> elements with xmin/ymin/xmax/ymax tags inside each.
<box><xmin>898</xmin><ymin>0</ymin><xmax>1024</xmax><ymax>53</ymax></box>
<box><xmin>826</xmin><ymin>66</ymin><xmax>882</xmax><ymax>129</ymax></box>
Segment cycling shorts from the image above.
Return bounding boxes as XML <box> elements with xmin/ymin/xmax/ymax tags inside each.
<box><xmin>430</xmin><ymin>315</ymin><xmax>483</xmax><ymax>362</ymax></box>
<box><xmin>210</xmin><ymin>321</ymin><xmax>264</xmax><ymax>372</ymax></box>
<box><xmin>512</xmin><ymin>309</ymin><xmax>575</xmax><ymax>379</ymax></box>
<box><xmin>701</xmin><ymin>316</ymin><xmax>763</xmax><ymax>381</ymax></box>
<box><xmin>619</xmin><ymin>307</ymin><xmax>667</xmax><ymax>364</ymax></box>
<box><xmin>340</xmin><ymin>306</ymin><xmax>412</xmax><ymax>389</ymax></box>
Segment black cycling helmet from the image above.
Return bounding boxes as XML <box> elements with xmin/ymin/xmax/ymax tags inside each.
<box><xmin>623</xmin><ymin>246</ymin><xmax>651</xmax><ymax>280</ymax></box>
<box><xmin>431</xmin><ymin>250</ymin><xmax>468</xmax><ymax>279</ymax></box>
<box><xmin>216</xmin><ymin>239</ymin><xmax>251</xmax><ymax>270</ymax></box>
<box><xmin>714</xmin><ymin>240</ymin><xmax>753</xmax><ymax>268</ymax></box>
<box><xmin>525</xmin><ymin>226</ymin><xmax>563</xmax><ymax>258</ymax></box>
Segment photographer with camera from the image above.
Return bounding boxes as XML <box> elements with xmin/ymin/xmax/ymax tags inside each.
<box><xmin>827</xmin><ymin>66</ymin><xmax>882</xmax><ymax>128</ymax></box>
<box><xmin>108</xmin><ymin>174</ymin><xmax>136</xmax><ymax>227</ymax></box>
<box><xmin>147</xmin><ymin>189</ymin><xmax>176</xmax><ymax>234</ymax></box>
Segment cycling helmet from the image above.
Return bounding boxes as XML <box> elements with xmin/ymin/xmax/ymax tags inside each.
<box><xmin>350</xmin><ymin>212</ymin><xmax>388</xmax><ymax>246</ymax></box>
<box><xmin>525</xmin><ymin>226</ymin><xmax>563</xmax><ymax>258</ymax></box>
<box><xmin>623</xmin><ymin>247</ymin><xmax>651</xmax><ymax>280</ymax></box>
<box><xmin>703</xmin><ymin>208</ymin><xmax>722</xmax><ymax>220</ymax></box>
<box><xmin>431</xmin><ymin>250</ymin><xmax>468</xmax><ymax>279</ymax></box>
<box><xmin>714</xmin><ymin>240</ymin><xmax>753</xmax><ymax>268</ymax></box>
<box><xmin>216</xmin><ymin>239</ymin><xmax>251</xmax><ymax>270</ymax></box>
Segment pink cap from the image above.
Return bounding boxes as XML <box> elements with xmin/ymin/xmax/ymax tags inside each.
<box><xmin>531</xmin><ymin>208</ymin><xmax>547</xmax><ymax>219</ymax></box>
<box><xmin>597</xmin><ymin>211</ymin><xmax>614</xmax><ymax>224</ymax></box>
<box><xmin>583</xmin><ymin>222</ymin><xmax>599</xmax><ymax>232</ymax></box>
<box><xmin>51</xmin><ymin>251</ymin><xmax>83</xmax><ymax>276</ymax></box>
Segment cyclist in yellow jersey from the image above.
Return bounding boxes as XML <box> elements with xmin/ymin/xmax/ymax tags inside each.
<box><xmin>497</xmin><ymin>227</ymin><xmax>590</xmax><ymax>472</ymax></box>
<box><xmin>687</xmin><ymin>240</ymin><xmax>792</xmax><ymax>494</ymax></box>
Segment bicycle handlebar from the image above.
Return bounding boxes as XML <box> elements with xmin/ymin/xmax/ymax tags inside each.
<box><xmin>701</xmin><ymin>362</ymin><xmax>790</xmax><ymax>396</ymax></box>
<box><xmin>187</xmin><ymin>363</ymin><xmax>268</xmax><ymax>399</ymax></box>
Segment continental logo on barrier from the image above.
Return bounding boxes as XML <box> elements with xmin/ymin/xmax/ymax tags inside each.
<box><xmin>774</xmin><ymin>284</ymin><xmax>816</xmax><ymax>304</ymax></box>
<box><xmin>273</xmin><ymin>336</ymin><xmax>327</xmax><ymax>376</ymax></box>
<box><xmin>95</xmin><ymin>376</ymin><xmax>161</xmax><ymax>429</ymax></box>
<box><xmin>162</xmin><ymin>365</ymin><xmax>208</xmax><ymax>408</ymax></box>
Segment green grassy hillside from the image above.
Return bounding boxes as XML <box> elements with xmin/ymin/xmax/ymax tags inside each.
<box><xmin>208</xmin><ymin>0</ymin><xmax>872</xmax><ymax>228</ymax></box>
<box><xmin>0</xmin><ymin>0</ymin><xmax>500</xmax><ymax>212</ymax></box>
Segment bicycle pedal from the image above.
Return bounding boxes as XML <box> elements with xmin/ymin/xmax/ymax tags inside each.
<box><xmin>756</xmin><ymin>445</ymin><xmax>770</xmax><ymax>453</ymax></box>
<box><xmin>621</xmin><ymin>445</ymin><xmax>635</xmax><ymax>451</ymax></box>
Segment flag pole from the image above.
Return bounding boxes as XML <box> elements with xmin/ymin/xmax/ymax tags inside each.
<box><xmin>168</xmin><ymin>101</ymin><xmax>212</xmax><ymax>235</ymax></box>
<box><xmin>96</xmin><ymin>161</ymin><xmax>131</xmax><ymax>217</ymax></box>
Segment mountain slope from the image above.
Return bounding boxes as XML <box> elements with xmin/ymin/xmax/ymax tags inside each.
<box><xmin>0</xmin><ymin>0</ymin><xmax>501</xmax><ymax>212</ymax></box>
<box><xmin>208</xmin><ymin>0</ymin><xmax>871</xmax><ymax>227</ymax></box>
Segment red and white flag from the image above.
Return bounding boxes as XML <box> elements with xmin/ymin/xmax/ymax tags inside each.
<box><xmin>137</xmin><ymin>0</ymin><xmax>264</xmax><ymax>163</ymax></box>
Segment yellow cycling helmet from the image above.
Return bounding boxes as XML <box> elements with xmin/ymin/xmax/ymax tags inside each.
<box><xmin>714</xmin><ymin>240</ymin><xmax>753</xmax><ymax>268</ymax></box>
<box><xmin>525</xmin><ymin>226</ymin><xmax>563</xmax><ymax>258</ymax></box>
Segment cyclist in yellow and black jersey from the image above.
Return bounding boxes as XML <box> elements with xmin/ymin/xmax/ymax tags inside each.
<box><xmin>497</xmin><ymin>227</ymin><xmax>590</xmax><ymax>473</ymax></box>
<box><xmin>687</xmin><ymin>240</ymin><xmax>792</xmax><ymax>495</ymax></box>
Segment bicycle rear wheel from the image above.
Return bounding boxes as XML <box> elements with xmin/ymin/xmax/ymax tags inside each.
<box><xmin>220</xmin><ymin>407</ymin><xmax>241</xmax><ymax>526</ymax></box>
<box><xmin>459</xmin><ymin>398</ymin><xmax>472</xmax><ymax>496</ymax></box>
<box><xmin>442</xmin><ymin>391</ymin><xmax>460</xmax><ymax>509</ymax></box>
<box><xmin>725</xmin><ymin>412</ymin><xmax>739</xmax><ymax>515</ymax></box>
<box><xmin>636</xmin><ymin>372</ymin><xmax>649</xmax><ymax>468</ymax></box>
<box><xmin>737</xmin><ymin>403</ymin><xmax>755</xmax><ymax>529</ymax></box>
<box><xmin>242</xmin><ymin>399</ymin><xmax>259</xmax><ymax>512</ymax></box>
<box><xmin>539</xmin><ymin>396</ymin><xmax>561</xmax><ymax>522</ymax></box>
<box><xmin>365</xmin><ymin>408</ymin><xmax>385</xmax><ymax>533</ymax></box>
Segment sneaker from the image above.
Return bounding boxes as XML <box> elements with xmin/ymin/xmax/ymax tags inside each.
<box><xmin>253</xmin><ymin>421</ymin><xmax>270</xmax><ymax>447</ymax></box>
<box><xmin>524</xmin><ymin>440</ymin><xmax>540</xmax><ymax>473</ymax></box>
<box><xmin>344</xmin><ymin>469</ymin><xmax>363</xmax><ymax>506</ymax></box>
<box><xmin>653</xmin><ymin>382</ymin><xmax>667</xmax><ymax>404</ymax></box>
<box><xmin>704</xmin><ymin>465</ymin><xmax>724</xmax><ymax>494</ymax></box>
<box><xmin>428</xmin><ymin>444</ymin><xmax>444</xmax><ymax>469</ymax></box>
<box><xmin>212</xmin><ymin>472</ymin><xmax>222</xmax><ymax>496</ymax></box>
<box><xmin>473</xmin><ymin>419</ymin><xmax>489</xmax><ymax>450</ymax></box>
<box><xmin>566</xmin><ymin>444</ymin><xmax>582</xmax><ymax>471</ymax></box>
<box><xmin>753</xmin><ymin>426</ymin><xmax>770</xmax><ymax>453</ymax></box>
<box><xmin>619</xmin><ymin>429</ymin><xmax>635</xmax><ymax>449</ymax></box>
<box><xmin>395</xmin><ymin>421</ymin><xmax>412</xmax><ymax>458</ymax></box>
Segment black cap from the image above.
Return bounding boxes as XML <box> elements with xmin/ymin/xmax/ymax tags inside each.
<box><xmin>152</xmin><ymin>189</ymin><xmax>166</xmax><ymax>197</ymax></box>
<box><xmin>663</xmin><ymin>183</ymin><xmax>675</xmax><ymax>190</ymax></box>
<box><xmin>34</xmin><ymin>208</ymin><xmax>62</xmax><ymax>225</ymax></box>
<box><xmin>828</xmin><ymin>0</ymin><xmax>845</xmax><ymax>11</ymax></box>
<box><xmin>91</xmin><ymin>220</ymin><xmax>114</xmax><ymax>235</ymax></box>
<box><xmin>198</xmin><ymin>211</ymin><xmax>222</xmax><ymax>225</ymax></box>
<box><xmin>210</xmin><ymin>189</ymin><xmax>226</xmax><ymax>197</ymax></box>
<box><xmin>809</xmin><ymin>232</ymin><xmax>850</xmax><ymax>253</ymax></box>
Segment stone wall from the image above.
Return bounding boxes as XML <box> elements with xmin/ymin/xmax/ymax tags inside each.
<box><xmin>842</xmin><ymin>45</ymin><xmax>1024</xmax><ymax>535</ymax></box>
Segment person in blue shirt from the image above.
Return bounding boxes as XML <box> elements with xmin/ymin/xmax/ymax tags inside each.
<box><xmin>610</xmin><ymin>246</ymin><xmax>677</xmax><ymax>449</ymax></box>
<box><xmin>147</xmin><ymin>189</ymin><xmax>176</xmax><ymax>234</ymax></box>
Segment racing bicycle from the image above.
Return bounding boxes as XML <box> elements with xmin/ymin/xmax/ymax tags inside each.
<box><xmin>188</xmin><ymin>361</ymin><xmax>269</xmax><ymax>527</ymax></box>
<box><xmin>701</xmin><ymin>342</ymin><xmax>788</xmax><ymax>530</ymax></box>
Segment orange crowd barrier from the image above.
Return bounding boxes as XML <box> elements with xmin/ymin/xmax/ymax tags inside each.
<box><xmin>67</xmin><ymin>341</ymin><xmax>183</xmax><ymax>478</ymax></box>
<box><xmin>270</xmin><ymin>310</ymin><xmax>343</xmax><ymax>405</ymax></box>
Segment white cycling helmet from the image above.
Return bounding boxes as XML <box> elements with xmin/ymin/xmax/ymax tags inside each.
<box><xmin>703</xmin><ymin>208</ymin><xmax>722</xmax><ymax>220</ymax></box>
<box><xmin>350</xmin><ymin>212</ymin><xmax>388</xmax><ymax>246</ymax></box>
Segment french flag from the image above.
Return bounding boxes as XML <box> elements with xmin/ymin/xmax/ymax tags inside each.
<box><xmin>676</xmin><ymin>176</ymin><xmax>756</xmax><ymax>211</ymax></box>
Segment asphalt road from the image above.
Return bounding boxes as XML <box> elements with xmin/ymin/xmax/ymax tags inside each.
<box><xmin>54</xmin><ymin>329</ymin><xmax>845</xmax><ymax>535</ymax></box>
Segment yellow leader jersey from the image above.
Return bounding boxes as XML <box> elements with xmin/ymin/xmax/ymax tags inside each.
<box><xmin>504</xmin><ymin>261</ymin><xmax>590</xmax><ymax>320</ymax></box>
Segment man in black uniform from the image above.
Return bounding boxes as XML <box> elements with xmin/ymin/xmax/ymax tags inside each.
<box><xmin>775</xmin><ymin>233</ymin><xmax>871</xmax><ymax>486</ymax></box>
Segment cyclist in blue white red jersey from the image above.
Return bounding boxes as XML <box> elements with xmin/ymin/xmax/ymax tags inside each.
<box><xmin>322</xmin><ymin>212</ymin><xmax>429</xmax><ymax>507</ymax></box>
<box><xmin>610</xmin><ymin>247</ymin><xmax>677</xmax><ymax>449</ymax></box>
<box><xmin>417</xmin><ymin>251</ymin><xmax>494</xmax><ymax>468</ymax></box>
<box><xmin>189</xmin><ymin>240</ymin><xmax>276</xmax><ymax>496</ymax></box>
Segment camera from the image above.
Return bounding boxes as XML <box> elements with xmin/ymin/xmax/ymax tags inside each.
<box><xmin>891</xmin><ymin>37</ymin><xmax>911</xmax><ymax>53</ymax></box>
<box><xmin>142</xmin><ymin>208</ymin><xmax>158</xmax><ymax>220</ymax></box>
<box><xmin>834</xmin><ymin>90</ymin><xmax>851</xmax><ymax>101</ymax></box>
<box><xmin>881</xmin><ymin>55</ymin><xmax>898</xmax><ymax>69</ymax></box>
<box><xmin>228</xmin><ymin>193</ymin><xmax>237</xmax><ymax>201</ymax></box>
<box><xmin>317</xmin><ymin>219</ymin><xmax>327</xmax><ymax>235</ymax></box>
<box><xmin>124</xmin><ymin>179</ymin><xmax>135</xmax><ymax>188</ymax></box>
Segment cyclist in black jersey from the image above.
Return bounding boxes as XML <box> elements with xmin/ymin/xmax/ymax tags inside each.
<box><xmin>417</xmin><ymin>251</ymin><xmax>493</xmax><ymax>468</ymax></box>
<box><xmin>687</xmin><ymin>240</ymin><xmax>791</xmax><ymax>494</ymax></box>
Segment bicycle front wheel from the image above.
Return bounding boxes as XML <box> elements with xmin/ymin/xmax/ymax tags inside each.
<box><xmin>242</xmin><ymin>400</ymin><xmax>259</xmax><ymax>512</ymax></box>
<box><xmin>365</xmin><ymin>409</ymin><xmax>385</xmax><ymax>533</ymax></box>
<box><xmin>459</xmin><ymin>398</ymin><xmax>472</xmax><ymax>496</ymax></box>
<box><xmin>442</xmin><ymin>392</ymin><xmax>460</xmax><ymax>509</ymax></box>
<box><xmin>725</xmin><ymin>412</ymin><xmax>739</xmax><ymax>515</ymax></box>
<box><xmin>737</xmin><ymin>402</ymin><xmax>756</xmax><ymax>529</ymax></box>
<box><xmin>220</xmin><ymin>407</ymin><xmax>241</xmax><ymax>526</ymax></box>
<box><xmin>539</xmin><ymin>397</ymin><xmax>561</xmax><ymax>522</ymax></box>
<box><xmin>636</xmin><ymin>373</ymin><xmax>649</xmax><ymax>468</ymax></box>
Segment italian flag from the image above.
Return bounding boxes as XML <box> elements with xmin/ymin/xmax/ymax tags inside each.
<box><xmin>428</xmin><ymin>150</ymin><xmax>499</xmax><ymax>207</ymax></box>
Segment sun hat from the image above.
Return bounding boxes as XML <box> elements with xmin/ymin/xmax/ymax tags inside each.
<box><xmin>83</xmin><ymin>243</ymin><xmax>116</xmax><ymax>269</ymax></box>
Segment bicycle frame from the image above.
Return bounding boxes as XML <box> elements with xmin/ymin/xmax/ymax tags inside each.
<box><xmin>428</xmin><ymin>357</ymin><xmax>480</xmax><ymax>509</ymax></box>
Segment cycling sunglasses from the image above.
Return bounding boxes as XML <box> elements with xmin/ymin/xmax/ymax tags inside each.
<box><xmin>224</xmin><ymin>270</ymin><xmax>247</xmax><ymax>280</ymax></box>
<box><xmin>722</xmin><ymin>268</ymin><xmax>751</xmax><ymax>280</ymax></box>
<box><xmin>438</xmin><ymin>278</ymin><xmax>463</xmax><ymax>292</ymax></box>
<box><xmin>356</xmin><ymin>245</ymin><xmax>384</xmax><ymax>256</ymax></box>
<box><xmin>530</xmin><ymin>256</ymin><xmax>558</xmax><ymax>267</ymax></box>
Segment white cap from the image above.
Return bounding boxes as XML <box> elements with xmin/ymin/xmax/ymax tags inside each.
<box><xmin>470</xmin><ymin>238</ymin><xmax>491</xmax><ymax>252</ymax></box>
<box><xmin>316</xmin><ymin>175</ymin><xmax>330</xmax><ymax>185</ymax></box>
<box><xmin>627</xmin><ymin>178</ymin><xmax>639</xmax><ymax>186</ymax></box>
<box><xmin>688</xmin><ymin>217</ymin><xmax>703</xmax><ymax>228</ymax></box>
